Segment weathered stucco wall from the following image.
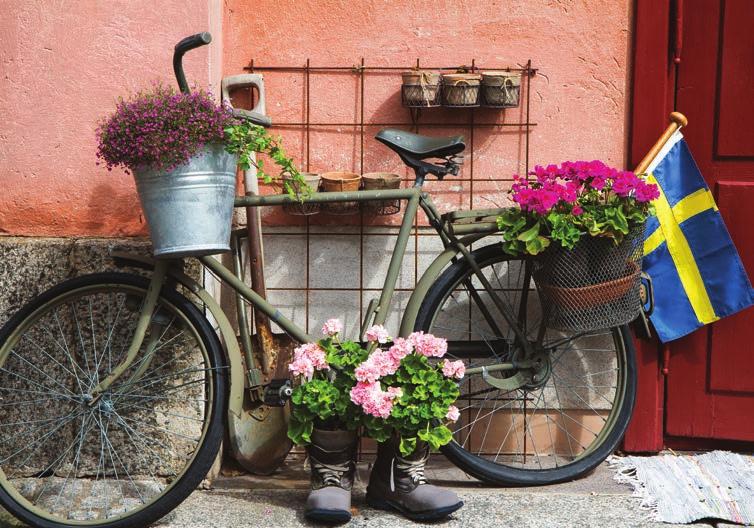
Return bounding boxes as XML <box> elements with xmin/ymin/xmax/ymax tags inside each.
<box><xmin>224</xmin><ymin>0</ymin><xmax>632</xmax><ymax>178</ymax></box>
<box><xmin>0</xmin><ymin>1</ymin><xmax>214</xmax><ymax>237</ymax></box>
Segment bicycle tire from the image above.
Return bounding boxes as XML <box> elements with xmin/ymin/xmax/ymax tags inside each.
<box><xmin>414</xmin><ymin>244</ymin><xmax>637</xmax><ymax>486</ymax></box>
<box><xmin>0</xmin><ymin>272</ymin><xmax>227</xmax><ymax>528</ymax></box>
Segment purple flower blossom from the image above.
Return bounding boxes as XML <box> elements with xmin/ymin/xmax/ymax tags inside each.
<box><xmin>96</xmin><ymin>84</ymin><xmax>235</xmax><ymax>173</ymax></box>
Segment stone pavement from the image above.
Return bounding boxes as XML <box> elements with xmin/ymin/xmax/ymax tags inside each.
<box><xmin>156</xmin><ymin>457</ymin><xmax>745</xmax><ymax>528</ymax></box>
<box><xmin>1</xmin><ymin>456</ymin><xmax>749</xmax><ymax>527</ymax></box>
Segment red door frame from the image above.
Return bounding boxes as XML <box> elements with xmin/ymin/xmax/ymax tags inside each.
<box><xmin>623</xmin><ymin>0</ymin><xmax>675</xmax><ymax>452</ymax></box>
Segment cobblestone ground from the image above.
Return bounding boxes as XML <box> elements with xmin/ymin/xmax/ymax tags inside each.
<box><xmin>1</xmin><ymin>459</ymin><xmax>748</xmax><ymax>528</ymax></box>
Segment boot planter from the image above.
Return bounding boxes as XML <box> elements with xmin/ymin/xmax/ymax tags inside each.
<box><xmin>366</xmin><ymin>436</ymin><xmax>463</xmax><ymax>522</ymax></box>
<box><xmin>305</xmin><ymin>428</ymin><xmax>358</xmax><ymax>523</ymax></box>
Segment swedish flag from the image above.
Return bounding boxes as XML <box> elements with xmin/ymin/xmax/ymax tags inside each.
<box><xmin>642</xmin><ymin>130</ymin><xmax>754</xmax><ymax>342</ymax></box>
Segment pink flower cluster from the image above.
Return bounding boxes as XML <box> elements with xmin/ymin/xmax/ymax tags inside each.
<box><xmin>409</xmin><ymin>332</ymin><xmax>448</xmax><ymax>358</ymax></box>
<box><xmin>321</xmin><ymin>318</ymin><xmax>343</xmax><ymax>337</ymax></box>
<box><xmin>441</xmin><ymin>360</ymin><xmax>466</xmax><ymax>379</ymax></box>
<box><xmin>288</xmin><ymin>343</ymin><xmax>329</xmax><ymax>381</ymax></box>
<box><xmin>355</xmin><ymin>337</ymin><xmax>413</xmax><ymax>383</ymax></box>
<box><xmin>364</xmin><ymin>324</ymin><xmax>390</xmax><ymax>344</ymax></box>
<box><xmin>511</xmin><ymin>160</ymin><xmax>659</xmax><ymax>216</ymax></box>
<box><xmin>350</xmin><ymin>382</ymin><xmax>402</xmax><ymax>418</ymax></box>
<box><xmin>446</xmin><ymin>405</ymin><xmax>460</xmax><ymax>422</ymax></box>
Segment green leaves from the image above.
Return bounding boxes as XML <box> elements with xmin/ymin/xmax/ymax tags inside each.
<box><xmin>224</xmin><ymin>121</ymin><xmax>312</xmax><ymax>201</ymax></box>
<box><xmin>418</xmin><ymin>425</ymin><xmax>453</xmax><ymax>451</ymax></box>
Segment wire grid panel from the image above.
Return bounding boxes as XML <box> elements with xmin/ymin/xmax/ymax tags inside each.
<box><xmin>243</xmin><ymin>58</ymin><xmax>536</xmax><ymax>338</ymax></box>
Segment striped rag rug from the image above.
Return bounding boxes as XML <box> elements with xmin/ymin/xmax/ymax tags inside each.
<box><xmin>609</xmin><ymin>451</ymin><xmax>754</xmax><ymax>524</ymax></box>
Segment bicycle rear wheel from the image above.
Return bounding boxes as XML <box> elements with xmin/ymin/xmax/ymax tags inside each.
<box><xmin>0</xmin><ymin>272</ymin><xmax>227</xmax><ymax>527</ymax></box>
<box><xmin>414</xmin><ymin>244</ymin><xmax>636</xmax><ymax>486</ymax></box>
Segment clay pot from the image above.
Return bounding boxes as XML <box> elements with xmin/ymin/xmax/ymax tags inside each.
<box><xmin>320</xmin><ymin>171</ymin><xmax>361</xmax><ymax>214</ymax></box>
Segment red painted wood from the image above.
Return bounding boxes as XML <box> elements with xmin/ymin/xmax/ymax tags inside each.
<box><xmin>623</xmin><ymin>0</ymin><xmax>673</xmax><ymax>453</ymax></box>
<box><xmin>715</xmin><ymin>0</ymin><xmax>754</xmax><ymax>157</ymax></box>
<box><xmin>708</xmin><ymin>182</ymin><xmax>754</xmax><ymax>393</ymax></box>
<box><xmin>664</xmin><ymin>0</ymin><xmax>754</xmax><ymax>442</ymax></box>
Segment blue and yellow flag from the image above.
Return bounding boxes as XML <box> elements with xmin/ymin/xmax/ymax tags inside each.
<box><xmin>642</xmin><ymin>130</ymin><xmax>754</xmax><ymax>342</ymax></box>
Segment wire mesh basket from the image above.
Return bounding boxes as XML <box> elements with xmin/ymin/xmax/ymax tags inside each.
<box><xmin>401</xmin><ymin>71</ymin><xmax>442</xmax><ymax>107</ymax></box>
<box><xmin>480</xmin><ymin>71</ymin><xmax>521</xmax><ymax>108</ymax></box>
<box><xmin>361</xmin><ymin>172</ymin><xmax>401</xmax><ymax>216</ymax></box>
<box><xmin>442</xmin><ymin>73</ymin><xmax>481</xmax><ymax>107</ymax></box>
<box><xmin>532</xmin><ymin>226</ymin><xmax>645</xmax><ymax>332</ymax></box>
<box><xmin>277</xmin><ymin>172</ymin><xmax>321</xmax><ymax>216</ymax></box>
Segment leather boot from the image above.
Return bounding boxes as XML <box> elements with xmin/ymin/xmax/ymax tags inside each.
<box><xmin>366</xmin><ymin>437</ymin><xmax>463</xmax><ymax>521</ymax></box>
<box><xmin>305</xmin><ymin>428</ymin><xmax>358</xmax><ymax>523</ymax></box>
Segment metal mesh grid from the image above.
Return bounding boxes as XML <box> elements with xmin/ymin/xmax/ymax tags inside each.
<box><xmin>242</xmin><ymin>58</ymin><xmax>536</xmax><ymax>336</ymax></box>
<box><xmin>532</xmin><ymin>226</ymin><xmax>645</xmax><ymax>332</ymax></box>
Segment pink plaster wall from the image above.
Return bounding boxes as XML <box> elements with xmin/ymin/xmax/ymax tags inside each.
<box><xmin>1</xmin><ymin>1</ymin><xmax>633</xmax><ymax>236</ymax></box>
<box><xmin>0</xmin><ymin>1</ymin><xmax>211</xmax><ymax>236</ymax></box>
<box><xmin>223</xmin><ymin>0</ymin><xmax>632</xmax><ymax>224</ymax></box>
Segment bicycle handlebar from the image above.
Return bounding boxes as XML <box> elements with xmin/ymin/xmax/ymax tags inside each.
<box><xmin>173</xmin><ymin>32</ymin><xmax>212</xmax><ymax>94</ymax></box>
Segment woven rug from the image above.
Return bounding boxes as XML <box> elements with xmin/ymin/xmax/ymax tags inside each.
<box><xmin>609</xmin><ymin>451</ymin><xmax>754</xmax><ymax>524</ymax></box>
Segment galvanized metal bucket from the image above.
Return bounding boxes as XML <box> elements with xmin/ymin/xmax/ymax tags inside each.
<box><xmin>134</xmin><ymin>143</ymin><xmax>238</xmax><ymax>258</ymax></box>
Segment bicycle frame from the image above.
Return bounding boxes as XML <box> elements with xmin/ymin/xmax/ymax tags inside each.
<box><xmin>97</xmin><ymin>185</ymin><xmax>535</xmax><ymax>400</ymax></box>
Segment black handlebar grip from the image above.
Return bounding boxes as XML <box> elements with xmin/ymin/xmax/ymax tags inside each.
<box><xmin>173</xmin><ymin>32</ymin><xmax>212</xmax><ymax>94</ymax></box>
<box><xmin>175</xmin><ymin>32</ymin><xmax>212</xmax><ymax>54</ymax></box>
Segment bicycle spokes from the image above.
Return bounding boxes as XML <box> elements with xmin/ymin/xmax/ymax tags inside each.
<box><xmin>0</xmin><ymin>283</ymin><xmax>215</xmax><ymax>523</ymax></box>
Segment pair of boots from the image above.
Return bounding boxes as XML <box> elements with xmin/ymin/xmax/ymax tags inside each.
<box><xmin>305</xmin><ymin>429</ymin><xmax>463</xmax><ymax>523</ymax></box>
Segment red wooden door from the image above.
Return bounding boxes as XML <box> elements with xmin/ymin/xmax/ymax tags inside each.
<box><xmin>664</xmin><ymin>0</ymin><xmax>754</xmax><ymax>442</ymax></box>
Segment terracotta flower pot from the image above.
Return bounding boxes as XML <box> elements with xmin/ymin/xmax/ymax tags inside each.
<box><xmin>320</xmin><ymin>171</ymin><xmax>361</xmax><ymax>214</ymax></box>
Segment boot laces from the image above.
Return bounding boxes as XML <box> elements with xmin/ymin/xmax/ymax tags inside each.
<box><xmin>390</xmin><ymin>451</ymin><xmax>429</xmax><ymax>492</ymax></box>
<box><xmin>311</xmin><ymin>457</ymin><xmax>353</xmax><ymax>487</ymax></box>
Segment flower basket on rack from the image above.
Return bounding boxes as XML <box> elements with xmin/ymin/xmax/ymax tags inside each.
<box><xmin>277</xmin><ymin>172</ymin><xmax>321</xmax><ymax>216</ymax></box>
<box><xmin>442</xmin><ymin>73</ymin><xmax>481</xmax><ymax>107</ymax></box>
<box><xmin>321</xmin><ymin>171</ymin><xmax>361</xmax><ymax>214</ymax></box>
<box><xmin>401</xmin><ymin>71</ymin><xmax>442</xmax><ymax>107</ymax></box>
<box><xmin>481</xmin><ymin>71</ymin><xmax>521</xmax><ymax>108</ymax></box>
<box><xmin>495</xmin><ymin>160</ymin><xmax>660</xmax><ymax>332</ymax></box>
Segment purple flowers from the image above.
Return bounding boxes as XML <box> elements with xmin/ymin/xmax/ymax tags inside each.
<box><xmin>96</xmin><ymin>85</ymin><xmax>235</xmax><ymax>173</ymax></box>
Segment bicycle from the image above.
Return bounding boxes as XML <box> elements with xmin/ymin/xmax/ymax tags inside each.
<box><xmin>0</xmin><ymin>33</ymin><xmax>636</xmax><ymax>528</ymax></box>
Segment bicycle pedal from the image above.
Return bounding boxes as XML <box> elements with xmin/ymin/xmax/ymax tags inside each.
<box><xmin>263</xmin><ymin>378</ymin><xmax>293</xmax><ymax>406</ymax></box>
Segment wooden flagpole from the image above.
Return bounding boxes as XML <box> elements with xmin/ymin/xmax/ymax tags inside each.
<box><xmin>634</xmin><ymin>112</ymin><xmax>688</xmax><ymax>174</ymax></box>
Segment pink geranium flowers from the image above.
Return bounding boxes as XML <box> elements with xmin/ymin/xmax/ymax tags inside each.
<box><xmin>287</xmin><ymin>318</ymin><xmax>462</xmax><ymax>456</ymax></box>
<box><xmin>498</xmin><ymin>159</ymin><xmax>659</xmax><ymax>255</ymax></box>
<box><xmin>511</xmin><ymin>160</ymin><xmax>659</xmax><ymax>217</ymax></box>
<box><xmin>288</xmin><ymin>342</ymin><xmax>329</xmax><ymax>381</ymax></box>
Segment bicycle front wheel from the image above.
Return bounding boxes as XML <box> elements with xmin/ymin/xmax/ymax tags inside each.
<box><xmin>0</xmin><ymin>272</ymin><xmax>227</xmax><ymax>528</ymax></box>
<box><xmin>415</xmin><ymin>244</ymin><xmax>636</xmax><ymax>486</ymax></box>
